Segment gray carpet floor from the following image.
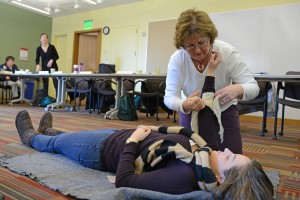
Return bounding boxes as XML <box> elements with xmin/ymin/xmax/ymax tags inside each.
<box><xmin>0</xmin><ymin>152</ymin><xmax>279</xmax><ymax>200</ymax></box>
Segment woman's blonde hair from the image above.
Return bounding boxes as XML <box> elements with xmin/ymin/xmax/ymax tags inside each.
<box><xmin>174</xmin><ymin>8</ymin><xmax>218</xmax><ymax>49</ymax></box>
<box><xmin>212</xmin><ymin>160</ymin><xmax>274</xmax><ymax>200</ymax></box>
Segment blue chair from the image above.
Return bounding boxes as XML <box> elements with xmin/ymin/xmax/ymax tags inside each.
<box><xmin>66</xmin><ymin>78</ymin><xmax>93</xmax><ymax>112</ymax></box>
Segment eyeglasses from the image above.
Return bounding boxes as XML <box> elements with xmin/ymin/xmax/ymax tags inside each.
<box><xmin>184</xmin><ymin>38</ymin><xmax>210</xmax><ymax>51</ymax></box>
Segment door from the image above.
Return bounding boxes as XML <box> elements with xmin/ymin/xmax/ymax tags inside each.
<box><xmin>73</xmin><ymin>29</ymin><xmax>101</xmax><ymax>73</ymax></box>
<box><xmin>110</xmin><ymin>25</ymin><xmax>138</xmax><ymax>72</ymax></box>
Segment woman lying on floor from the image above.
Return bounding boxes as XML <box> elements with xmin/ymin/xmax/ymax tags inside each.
<box><xmin>15</xmin><ymin>53</ymin><xmax>273</xmax><ymax>200</ymax></box>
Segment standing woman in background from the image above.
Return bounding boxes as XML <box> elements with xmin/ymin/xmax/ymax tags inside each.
<box><xmin>35</xmin><ymin>33</ymin><xmax>59</xmax><ymax>97</ymax></box>
<box><xmin>164</xmin><ymin>9</ymin><xmax>259</xmax><ymax>154</ymax></box>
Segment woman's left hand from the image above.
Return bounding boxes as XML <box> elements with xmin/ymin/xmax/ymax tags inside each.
<box><xmin>129</xmin><ymin>127</ymin><xmax>152</xmax><ymax>142</ymax></box>
<box><xmin>47</xmin><ymin>59</ymin><xmax>53</xmax><ymax>68</ymax></box>
<box><xmin>215</xmin><ymin>84</ymin><xmax>244</xmax><ymax>104</ymax></box>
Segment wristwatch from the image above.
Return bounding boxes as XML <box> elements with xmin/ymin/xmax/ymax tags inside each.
<box><xmin>126</xmin><ymin>138</ymin><xmax>138</xmax><ymax>144</ymax></box>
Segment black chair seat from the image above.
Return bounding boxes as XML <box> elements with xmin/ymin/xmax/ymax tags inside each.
<box><xmin>98</xmin><ymin>88</ymin><xmax>116</xmax><ymax>96</ymax></box>
<box><xmin>237</xmin><ymin>80</ymin><xmax>272</xmax><ymax>136</ymax></box>
<box><xmin>277</xmin><ymin>98</ymin><xmax>300</xmax><ymax>109</ymax></box>
<box><xmin>238</xmin><ymin>98</ymin><xmax>265</xmax><ymax>105</ymax></box>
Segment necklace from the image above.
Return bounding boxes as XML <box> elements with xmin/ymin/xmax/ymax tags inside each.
<box><xmin>192</xmin><ymin>46</ymin><xmax>212</xmax><ymax>72</ymax></box>
<box><xmin>196</xmin><ymin>62</ymin><xmax>205</xmax><ymax>71</ymax></box>
<box><xmin>192</xmin><ymin>54</ymin><xmax>211</xmax><ymax>71</ymax></box>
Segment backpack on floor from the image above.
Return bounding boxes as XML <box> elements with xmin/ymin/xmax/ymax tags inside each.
<box><xmin>39</xmin><ymin>96</ymin><xmax>56</xmax><ymax>107</ymax></box>
<box><xmin>118</xmin><ymin>93</ymin><xmax>138</xmax><ymax>121</ymax></box>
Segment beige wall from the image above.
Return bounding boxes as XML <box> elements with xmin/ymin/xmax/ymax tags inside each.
<box><xmin>51</xmin><ymin>0</ymin><xmax>300</xmax><ymax>73</ymax></box>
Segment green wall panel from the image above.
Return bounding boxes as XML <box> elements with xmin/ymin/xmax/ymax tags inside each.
<box><xmin>0</xmin><ymin>3</ymin><xmax>52</xmax><ymax>71</ymax></box>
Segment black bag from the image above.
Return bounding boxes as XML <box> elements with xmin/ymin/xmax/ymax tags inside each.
<box><xmin>118</xmin><ymin>93</ymin><xmax>138</xmax><ymax>121</ymax></box>
<box><xmin>30</xmin><ymin>89</ymin><xmax>44</xmax><ymax>106</ymax></box>
<box><xmin>99</xmin><ymin>63</ymin><xmax>116</xmax><ymax>73</ymax></box>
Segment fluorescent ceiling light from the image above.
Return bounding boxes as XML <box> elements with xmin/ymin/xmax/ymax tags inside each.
<box><xmin>44</xmin><ymin>7</ymin><xmax>51</xmax><ymax>13</ymax></box>
<box><xmin>97</xmin><ymin>0</ymin><xmax>104</xmax><ymax>3</ymax></box>
<box><xmin>82</xmin><ymin>0</ymin><xmax>97</xmax><ymax>5</ymax></box>
<box><xmin>11</xmin><ymin>1</ymin><xmax>50</xmax><ymax>15</ymax></box>
<box><xmin>74</xmin><ymin>3</ymin><xmax>81</xmax><ymax>9</ymax></box>
<box><xmin>54</xmin><ymin>8</ymin><xmax>61</xmax><ymax>13</ymax></box>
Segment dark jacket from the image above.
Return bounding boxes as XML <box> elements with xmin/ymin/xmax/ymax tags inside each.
<box><xmin>35</xmin><ymin>44</ymin><xmax>59</xmax><ymax>71</ymax></box>
<box><xmin>0</xmin><ymin>63</ymin><xmax>19</xmax><ymax>82</ymax></box>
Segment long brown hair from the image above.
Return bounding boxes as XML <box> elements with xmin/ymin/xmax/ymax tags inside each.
<box><xmin>212</xmin><ymin>160</ymin><xmax>274</xmax><ymax>200</ymax></box>
<box><xmin>174</xmin><ymin>8</ymin><xmax>218</xmax><ymax>49</ymax></box>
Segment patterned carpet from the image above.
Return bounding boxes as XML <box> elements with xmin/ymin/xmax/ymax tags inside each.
<box><xmin>0</xmin><ymin>104</ymin><xmax>299</xmax><ymax>200</ymax></box>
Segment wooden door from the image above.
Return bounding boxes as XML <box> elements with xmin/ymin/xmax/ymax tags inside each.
<box><xmin>73</xmin><ymin>29</ymin><xmax>101</xmax><ymax>73</ymax></box>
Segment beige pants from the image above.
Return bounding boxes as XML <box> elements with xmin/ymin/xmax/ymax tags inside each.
<box><xmin>4</xmin><ymin>80</ymin><xmax>23</xmax><ymax>98</ymax></box>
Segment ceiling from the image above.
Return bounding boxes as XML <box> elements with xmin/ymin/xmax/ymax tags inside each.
<box><xmin>1</xmin><ymin>0</ymin><xmax>145</xmax><ymax>17</ymax></box>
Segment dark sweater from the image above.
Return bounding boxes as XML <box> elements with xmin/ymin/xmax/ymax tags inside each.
<box><xmin>101</xmin><ymin>129</ymin><xmax>199</xmax><ymax>194</ymax></box>
<box><xmin>35</xmin><ymin>44</ymin><xmax>59</xmax><ymax>71</ymax></box>
<box><xmin>0</xmin><ymin>64</ymin><xmax>19</xmax><ymax>82</ymax></box>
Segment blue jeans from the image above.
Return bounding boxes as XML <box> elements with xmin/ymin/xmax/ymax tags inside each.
<box><xmin>30</xmin><ymin>129</ymin><xmax>117</xmax><ymax>170</ymax></box>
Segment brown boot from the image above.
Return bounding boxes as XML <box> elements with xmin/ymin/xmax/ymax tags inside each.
<box><xmin>38</xmin><ymin>112</ymin><xmax>53</xmax><ymax>133</ymax></box>
<box><xmin>44</xmin><ymin>127</ymin><xmax>64</xmax><ymax>136</ymax></box>
<box><xmin>15</xmin><ymin>110</ymin><xmax>39</xmax><ymax>147</ymax></box>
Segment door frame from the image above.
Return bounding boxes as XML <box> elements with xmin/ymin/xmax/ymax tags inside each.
<box><xmin>72</xmin><ymin>28</ymin><xmax>102</xmax><ymax>70</ymax></box>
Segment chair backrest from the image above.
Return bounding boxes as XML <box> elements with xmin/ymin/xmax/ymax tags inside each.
<box><xmin>237</xmin><ymin>80</ymin><xmax>272</xmax><ymax>115</ymax></box>
<box><xmin>67</xmin><ymin>78</ymin><xmax>91</xmax><ymax>90</ymax></box>
<box><xmin>142</xmin><ymin>79</ymin><xmax>165</xmax><ymax>93</ymax></box>
<box><xmin>98</xmin><ymin>63</ymin><xmax>116</xmax><ymax>73</ymax></box>
<box><xmin>284</xmin><ymin>71</ymin><xmax>300</xmax><ymax>100</ymax></box>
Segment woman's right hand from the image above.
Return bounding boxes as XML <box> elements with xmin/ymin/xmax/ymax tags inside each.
<box><xmin>129</xmin><ymin>127</ymin><xmax>152</xmax><ymax>142</ymax></box>
<box><xmin>207</xmin><ymin>51</ymin><xmax>221</xmax><ymax>76</ymax></box>
<box><xmin>182</xmin><ymin>90</ymin><xmax>205</xmax><ymax>112</ymax></box>
<box><xmin>36</xmin><ymin>64</ymin><xmax>41</xmax><ymax>72</ymax></box>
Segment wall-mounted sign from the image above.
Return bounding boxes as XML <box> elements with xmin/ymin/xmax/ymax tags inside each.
<box><xmin>20</xmin><ymin>48</ymin><xmax>28</xmax><ymax>61</ymax></box>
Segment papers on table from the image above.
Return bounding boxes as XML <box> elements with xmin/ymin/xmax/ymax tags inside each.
<box><xmin>79</xmin><ymin>71</ymin><xmax>93</xmax><ymax>74</ymax></box>
<box><xmin>39</xmin><ymin>71</ymin><xmax>49</xmax><ymax>74</ymax></box>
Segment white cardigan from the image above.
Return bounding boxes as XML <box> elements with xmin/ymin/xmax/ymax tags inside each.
<box><xmin>164</xmin><ymin>40</ymin><xmax>259</xmax><ymax>114</ymax></box>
